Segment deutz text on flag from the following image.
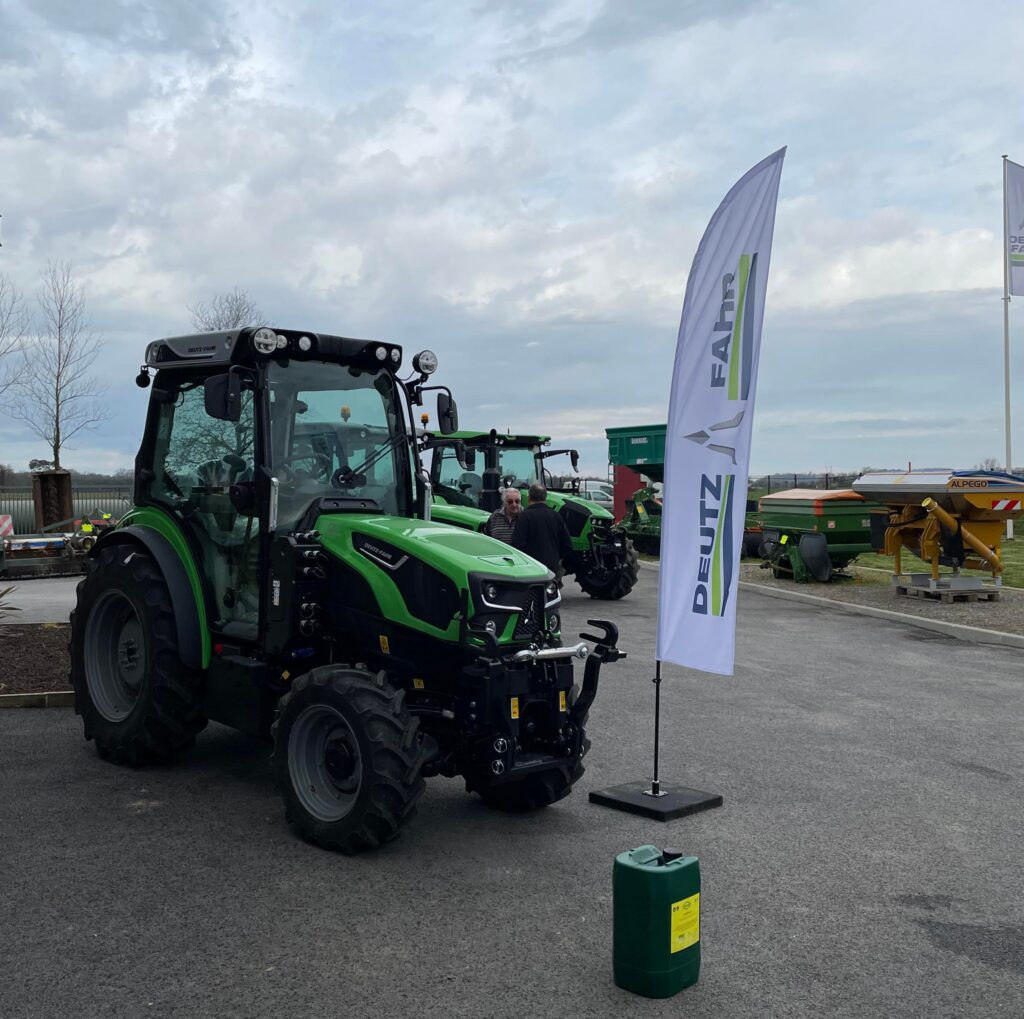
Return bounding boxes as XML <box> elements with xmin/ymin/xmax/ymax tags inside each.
<box><xmin>656</xmin><ymin>148</ymin><xmax>785</xmax><ymax>675</ymax></box>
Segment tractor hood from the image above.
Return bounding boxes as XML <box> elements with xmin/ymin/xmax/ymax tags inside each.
<box><xmin>315</xmin><ymin>514</ymin><xmax>548</xmax><ymax>583</ymax></box>
<box><xmin>429</xmin><ymin>501</ymin><xmax>488</xmax><ymax>532</ymax></box>
<box><xmin>548</xmin><ymin>491</ymin><xmax>614</xmax><ymax>521</ymax></box>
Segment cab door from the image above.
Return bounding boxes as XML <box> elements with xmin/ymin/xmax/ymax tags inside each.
<box><xmin>143</xmin><ymin>372</ymin><xmax>263</xmax><ymax>639</ymax></box>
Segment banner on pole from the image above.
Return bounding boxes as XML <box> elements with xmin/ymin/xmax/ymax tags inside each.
<box><xmin>656</xmin><ymin>148</ymin><xmax>786</xmax><ymax>676</ymax></box>
<box><xmin>1007</xmin><ymin>159</ymin><xmax>1024</xmax><ymax>296</ymax></box>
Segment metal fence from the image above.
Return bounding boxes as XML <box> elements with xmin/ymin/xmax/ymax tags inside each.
<box><xmin>0</xmin><ymin>487</ymin><xmax>134</xmax><ymax>534</ymax></box>
<box><xmin>749</xmin><ymin>473</ymin><xmax>860</xmax><ymax>494</ymax></box>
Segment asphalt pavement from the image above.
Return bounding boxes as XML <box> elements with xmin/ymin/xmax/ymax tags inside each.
<box><xmin>2</xmin><ymin>567</ymin><xmax>1023</xmax><ymax>1018</ymax></box>
<box><xmin>0</xmin><ymin>576</ymin><xmax>79</xmax><ymax>623</ymax></box>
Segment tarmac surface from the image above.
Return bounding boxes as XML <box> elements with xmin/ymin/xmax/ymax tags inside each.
<box><xmin>0</xmin><ymin>576</ymin><xmax>80</xmax><ymax>624</ymax></box>
<box><xmin>2</xmin><ymin>567</ymin><xmax>1023</xmax><ymax>1018</ymax></box>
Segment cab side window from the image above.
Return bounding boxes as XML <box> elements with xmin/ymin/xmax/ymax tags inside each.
<box><xmin>149</xmin><ymin>378</ymin><xmax>260</xmax><ymax>635</ymax></box>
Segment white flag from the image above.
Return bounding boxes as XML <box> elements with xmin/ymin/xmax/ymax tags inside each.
<box><xmin>1007</xmin><ymin>158</ymin><xmax>1024</xmax><ymax>296</ymax></box>
<box><xmin>657</xmin><ymin>148</ymin><xmax>785</xmax><ymax>675</ymax></box>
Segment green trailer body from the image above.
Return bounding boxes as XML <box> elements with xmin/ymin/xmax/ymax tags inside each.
<box><xmin>754</xmin><ymin>488</ymin><xmax>882</xmax><ymax>581</ymax></box>
<box><xmin>606</xmin><ymin>424</ymin><xmax>666</xmax><ymax>482</ymax></box>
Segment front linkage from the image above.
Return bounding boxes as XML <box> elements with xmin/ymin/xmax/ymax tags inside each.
<box><xmin>434</xmin><ymin>620</ymin><xmax>625</xmax><ymax>810</ymax></box>
<box><xmin>568</xmin><ymin>520</ymin><xmax>640</xmax><ymax>601</ymax></box>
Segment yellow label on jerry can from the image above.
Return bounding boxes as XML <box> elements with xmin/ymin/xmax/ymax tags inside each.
<box><xmin>670</xmin><ymin>893</ymin><xmax>700</xmax><ymax>953</ymax></box>
<box><xmin>510</xmin><ymin>696</ymin><xmax>519</xmax><ymax>719</ymax></box>
<box><xmin>559</xmin><ymin>690</ymin><xmax>567</xmax><ymax>712</ymax></box>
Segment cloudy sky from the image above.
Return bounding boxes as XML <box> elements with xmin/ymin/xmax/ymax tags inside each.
<box><xmin>1</xmin><ymin>0</ymin><xmax>1023</xmax><ymax>476</ymax></box>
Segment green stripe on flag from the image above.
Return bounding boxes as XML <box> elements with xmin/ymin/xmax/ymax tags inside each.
<box><xmin>711</xmin><ymin>475</ymin><xmax>732</xmax><ymax>616</ymax></box>
<box><xmin>727</xmin><ymin>255</ymin><xmax>751</xmax><ymax>400</ymax></box>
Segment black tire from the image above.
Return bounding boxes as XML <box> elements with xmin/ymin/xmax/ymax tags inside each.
<box><xmin>69</xmin><ymin>544</ymin><xmax>206</xmax><ymax>765</ymax></box>
<box><xmin>273</xmin><ymin>665</ymin><xmax>427</xmax><ymax>853</ymax></box>
<box><xmin>742</xmin><ymin>530</ymin><xmax>763</xmax><ymax>558</ymax></box>
<box><xmin>575</xmin><ymin>536</ymin><xmax>640</xmax><ymax>600</ymax></box>
<box><xmin>470</xmin><ymin>759</ymin><xmax>585</xmax><ymax>812</ymax></box>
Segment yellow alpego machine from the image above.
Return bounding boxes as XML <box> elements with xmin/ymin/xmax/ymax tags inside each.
<box><xmin>852</xmin><ymin>470</ymin><xmax>1024</xmax><ymax>600</ymax></box>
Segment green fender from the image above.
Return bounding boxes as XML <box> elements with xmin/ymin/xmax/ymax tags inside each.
<box><xmin>97</xmin><ymin>507</ymin><xmax>211</xmax><ymax>669</ymax></box>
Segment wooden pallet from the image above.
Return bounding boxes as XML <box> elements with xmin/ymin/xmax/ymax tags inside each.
<box><xmin>894</xmin><ymin>585</ymin><xmax>1001</xmax><ymax>604</ymax></box>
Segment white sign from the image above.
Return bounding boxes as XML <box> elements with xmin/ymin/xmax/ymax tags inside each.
<box><xmin>657</xmin><ymin>148</ymin><xmax>786</xmax><ymax>675</ymax></box>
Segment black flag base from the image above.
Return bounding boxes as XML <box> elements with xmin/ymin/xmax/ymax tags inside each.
<box><xmin>589</xmin><ymin>781</ymin><xmax>723</xmax><ymax>821</ymax></box>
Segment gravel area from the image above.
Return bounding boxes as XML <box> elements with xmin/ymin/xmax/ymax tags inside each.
<box><xmin>740</xmin><ymin>562</ymin><xmax>1024</xmax><ymax>635</ymax></box>
<box><xmin>0</xmin><ymin>624</ymin><xmax>71</xmax><ymax>694</ymax></box>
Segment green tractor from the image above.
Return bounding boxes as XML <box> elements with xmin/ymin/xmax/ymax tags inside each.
<box><xmin>427</xmin><ymin>431</ymin><xmax>640</xmax><ymax>600</ymax></box>
<box><xmin>68</xmin><ymin>328</ymin><xmax>623</xmax><ymax>853</ymax></box>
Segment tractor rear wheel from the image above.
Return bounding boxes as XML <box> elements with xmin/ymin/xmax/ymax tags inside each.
<box><xmin>273</xmin><ymin>665</ymin><xmax>427</xmax><ymax>853</ymax></box>
<box><xmin>470</xmin><ymin>759</ymin><xmax>585</xmax><ymax>812</ymax></box>
<box><xmin>69</xmin><ymin>544</ymin><xmax>206</xmax><ymax>765</ymax></box>
<box><xmin>575</xmin><ymin>537</ymin><xmax>640</xmax><ymax>600</ymax></box>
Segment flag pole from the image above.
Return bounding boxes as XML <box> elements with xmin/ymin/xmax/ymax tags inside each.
<box><xmin>1003</xmin><ymin>154</ymin><xmax>1015</xmax><ymax>539</ymax></box>
<box><xmin>646</xmin><ymin>660</ymin><xmax>665</xmax><ymax>798</ymax></box>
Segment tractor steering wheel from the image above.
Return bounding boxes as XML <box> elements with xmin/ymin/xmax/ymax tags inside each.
<box><xmin>277</xmin><ymin>452</ymin><xmax>333</xmax><ymax>481</ymax></box>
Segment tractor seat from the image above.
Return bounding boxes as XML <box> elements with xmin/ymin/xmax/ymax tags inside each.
<box><xmin>458</xmin><ymin>472</ymin><xmax>483</xmax><ymax>498</ymax></box>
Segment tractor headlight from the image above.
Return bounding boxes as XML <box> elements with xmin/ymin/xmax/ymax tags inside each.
<box><xmin>547</xmin><ymin>613</ymin><xmax>560</xmax><ymax>632</ymax></box>
<box><xmin>375</xmin><ymin>346</ymin><xmax>388</xmax><ymax>361</ymax></box>
<box><xmin>275</xmin><ymin>334</ymin><xmax>288</xmax><ymax>350</ymax></box>
<box><xmin>390</xmin><ymin>348</ymin><xmax>401</xmax><ymax>364</ymax></box>
<box><xmin>253</xmin><ymin>327</ymin><xmax>277</xmax><ymax>355</ymax></box>
<box><xmin>485</xmin><ymin>620</ymin><xmax>497</xmax><ymax>635</ymax></box>
<box><xmin>544</xmin><ymin>581</ymin><xmax>561</xmax><ymax>608</ymax></box>
<box><xmin>484</xmin><ymin>583</ymin><xmax>499</xmax><ymax>602</ymax></box>
<box><xmin>297</xmin><ymin>335</ymin><xmax>313</xmax><ymax>352</ymax></box>
<box><xmin>413</xmin><ymin>349</ymin><xmax>437</xmax><ymax>375</ymax></box>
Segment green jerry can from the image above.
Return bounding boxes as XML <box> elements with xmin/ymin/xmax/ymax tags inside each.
<box><xmin>613</xmin><ymin>845</ymin><xmax>701</xmax><ymax>998</ymax></box>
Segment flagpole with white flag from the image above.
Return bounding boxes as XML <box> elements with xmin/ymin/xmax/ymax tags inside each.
<box><xmin>1002</xmin><ymin>155</ymin><xmax>1019</xmax><ymax>538</ymax></box>
<box><xmin>590</xmin><ymin>148</ymin><xmax>786</xmax><ymax>820</ymax></box>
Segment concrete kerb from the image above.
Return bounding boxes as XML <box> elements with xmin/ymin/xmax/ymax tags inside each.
<box><xmin>639</xmin><ymin>558</ymin><xmax>1024</xmax><ymax>651</ymax></box>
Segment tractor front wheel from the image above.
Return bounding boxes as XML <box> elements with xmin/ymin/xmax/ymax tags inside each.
<box><xmin>69</xmin><ymin>544</ymin><xmax>206</xmax><ymax>765</ymax></box>
<box><xmin>274</xmin><ymin>666</ymin><xmax>428</xmax><ymax>853</ymax></box>
<box><xmin>574</xmin><ymin>537</ymin><xmax>640</xmax><ymax>600</ymax></box>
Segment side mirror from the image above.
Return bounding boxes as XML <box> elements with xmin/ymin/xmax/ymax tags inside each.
<box><xmin>205</xmin><ymin>373</ymin><xmax>242</xmax><ymax>422</ymax></box>
<box><xmin>437</xmin><ymin>392</ymin><xmax>458</xmax><ymax>435</ymax></box>
<box><xmin>570</xmin><ymin>450</ymin><xmax>579</xmax><ymax>471</ymax></box>
<box><xmin>455</xmin><ymin>442</ymin><xmax>476</xmax><ymax>472</ymax></box>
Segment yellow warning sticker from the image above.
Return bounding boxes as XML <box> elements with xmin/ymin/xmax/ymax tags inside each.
<box><xmin>559</xmin><ymin>690</ymin><xmax>567</xmax><ymax>712</ymax></box>
<box><xmin>670</xmin><ymin>893</ymin><xmax>700</xmax><ymax>953</ymax></box>
<box><xmin>413</xmin><ymin>677</ymin><xmax>425</xmax><ymax>690</ymax></box>
<box><xmin>510</xmin><ymin>696</ymin><xmax>520</xmax><ymax>719</ymax></box>
<box><xmin>379</xmin><ymin>635</ymin><xmax>390</xmax><ymax>654</ymax></box>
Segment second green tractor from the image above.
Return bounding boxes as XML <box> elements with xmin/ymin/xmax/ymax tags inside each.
<box><xmin>428</xmin><ymin>431</ymin><xmax>639</xmax><ymax>600</ymax></box>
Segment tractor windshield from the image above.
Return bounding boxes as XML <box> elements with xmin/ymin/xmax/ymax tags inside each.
<box><xmin>268</xmin><ymin>361</ymin><xmax>411</xmax><ymax>528</ymax></box>
<box><xmin>496</xmin><ymin>447</ymin><xmax>541</xmax><ymax>489</ymax></box>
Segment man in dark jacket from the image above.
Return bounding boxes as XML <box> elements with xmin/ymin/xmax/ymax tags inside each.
<box><xmin>512</xmin><ymin>483</ymin><xmax>572</xmax><ymax>578</ymax></box>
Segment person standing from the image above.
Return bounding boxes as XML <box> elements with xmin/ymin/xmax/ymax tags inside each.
<box><xmin>485</xmin><ymin>487</ymin><xmax>522</xmax><ymax>544</ymax></box>
<box><xmin>512</xmin><ymin>483</ymin><xmax>572</xmax><ymax>578</ymax></box>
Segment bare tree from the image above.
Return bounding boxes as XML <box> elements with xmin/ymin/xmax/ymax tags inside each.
<box><xmin>188</xmin><ymin>287</ymin><xmax>263</xmax><ymax>331</ymax></box>
<box><xmin>0</xmin><ymin>273</ymin><xmax>28</xmax><ymax>402</ymax></box>
<box><xmin>11</xmin><ymin>261</ymin><xmax>107</xmax><ymax>469</ymax></box>
<box><xmin>976</xmin><ymin>457</ymin><xmax>1000</xmax><ymax>471</ymax></box>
